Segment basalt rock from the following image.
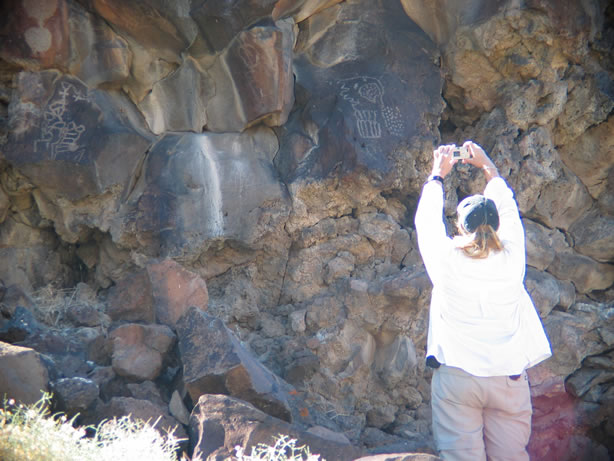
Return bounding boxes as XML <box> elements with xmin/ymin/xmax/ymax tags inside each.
<box><xmin>114</xmin><ymin>127</ymin><xmax>289</xmax><ymax>257</ymax></box>
<box><xmin>276</xmin><ymin>0</ymin><xmax>443</xmax><ymax>232</ymax></box>
<box><xmin>0</xmin><ymin>341</ymin><xmax>49</xmax><ymax>404</ymax></box>
<box><xmin>110</xmin><ymin>323</ymin><xmax>176</xmax><ymax>381</ymax></box>
<box><xmin>189</xmin><ymin>393</ymin><xmax>365</xmax><ymax>461</ymax></box>
<box><xmin>176</xmin><ymin>307</ymin><xmax>292</xmax><ymax>422</ymax></box>
<box><xmin>4</xmin><ymin>71</ymin><xmax>153</xmax><ymax>244</ymax></box>
<box><xmin>0</xmin><ymin>0</ymin><xmax>613</xmax><ymax>458</ymax></box>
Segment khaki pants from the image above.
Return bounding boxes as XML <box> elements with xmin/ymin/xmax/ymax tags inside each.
<box><xmin>431</xmin><ymin>365</ymin><xmax>532</xmax><ymax>461</ymax></box>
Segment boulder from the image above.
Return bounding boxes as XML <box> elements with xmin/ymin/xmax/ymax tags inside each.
<box><xmin>106</xmin><ymin>269</ymin><xmax>155</xmax><ymax>323</ymax></box>
<box><xmin>524</xmin><ymin>219</ymin><xmax>558</xmax><ymax>271</ymax></box>
<box><xmin>115</xmin><ymin>127</ymin><xmax>290</xmax><ymax>258</ymax></box>
<box><xmin>126</xmin><ymin>381</ymin><xmax>166</xmax><ymax>408</ymax></box>
<box><xmin>146</xmin><ymin>259</ymin><xmax>209</xmax><ymax>328</ymax></box>
<box><xmin>547</xmin><ymin>251</ymin><xmax>614</xmax><ymax>294</ymax></box>
<box><xmin>0</xmin><ymin>218</ymin><xmax>66</xmax><ymax>291</ymax></box>
<box><xmin>18</xmin><ymin>328</ymin><xmax>94</xmax><ymax>378</ymax></box>
<box><xmin>569</xmin><ymin>210</ymin><xmax>614</xmax><ymax>263</ymax></box>
<box><xmin>50</xmin><ymin>376</ymin><xmax>99</xmax><ymax>414</ymax></box>
<box><xmin>176</xmin><ymin>307</ymin><xmax>292</xmax><ymax>422</ymax></box>
<box><xmin>0</xmin><ymin>305</ymin><xmax>41</xmax><ymax>343</ymax></box>
<box><xmin>514</xmin><ymin>127</ymin><xmax>592</xmax><ymax>229</ymax></box>
<box><xmin>169</xmin><ymin>390</ymin><xmax>190</xmax><ymax>426</ymax></box>
<box><xmin>5</xmin><ymin>71</ymin><xmax>153</xmax><ymax>242</ymax></box>
<box><xmin>529</xmin><ymin>303</ymin><xmax>612</xmax><ymax>396</ymax></box>
<box><xmin>110</xmin><ymin>323</ymin><xmax>176</xmax><ymax>381</ymax></box>
<box><xmin>400</xmin><ymin>0</ymin><xmax>506</xmax><ymax>45</ymax></box>
<box><xmin>559</xmin><ymin>117</ymin><xmax>614</xmax><ymax>202</ymax></box>
<box><xmin>189</xmin><ymin>394</ymin><xmax>365</xmax><ymax>461</ymax></box>
<box><xmin>204</xmin><ymin>19</ymin><xmax>294</xmax><ymax>132</ymax></box>
<box><xmin>0</xmin><ymin>284</ymin><xmax>36</xmax><ymax>318</ymax></box>
<box><xmin>361</xmin><ymin>424</ymin><xmax>438</xmax><ymax>458</ymax></box>
<box><xmin>189</xmin><ymin>0</ymin><xmax>281</xmax><ymax>55</ymax></box>
<box><xmin>106</xmin><ymin>260</ymin><xmax>209</xmax><ymax>327</ymax></box>
<box><xmin>138</xmin><ymin>57</ymin><xmax>212</xmax><ymax>134</ymax></box>
<box><xmin>98</xmin><ymin>396</ymin><xmax>187</xmax><ymax>440</ymax></box>
<box><xmin>276</xmin><ymin>0</ymin><xmax>443</xmax><ymax>227</ymax></box>
<box><xmin>525</xmin><ymin>268</ymin><xmax>562</xmax><ymax>318</ymax></box>
<box><xmin>0</xmin><ymin>342</ymin><xmax>49</xmax><ymax>404</ymax></box>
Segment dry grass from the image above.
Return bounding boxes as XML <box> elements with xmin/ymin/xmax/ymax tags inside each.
<box><xmin>30</xmin><ymin>284</ymin><xmax>104</xmax><ymax>328</ymax></box>
<box><xmin>235</xmin><ymin>435</ymin><xmax>323</xmax><ymax>461</ymax></box>
<box><xmin>0</xmin><ymin>394</ymin><xmax>184</xmax><ymax>461</ymax></box>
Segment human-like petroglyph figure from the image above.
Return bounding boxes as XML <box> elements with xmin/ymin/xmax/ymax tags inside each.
<box><xmin>35</xmin><ymin>82</ymin><xmax>87</xmax><ymax>162</ymax></box>
<box><xmin>339</xmin><ymin>76</ymin><xmax>405</xmax><ymax>139</ymax></box>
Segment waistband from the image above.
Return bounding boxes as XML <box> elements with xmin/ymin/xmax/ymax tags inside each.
<box><xmin>427</xmin><ymin>357</ymin><xmax>523</xmax><ymax>380</ymax></box>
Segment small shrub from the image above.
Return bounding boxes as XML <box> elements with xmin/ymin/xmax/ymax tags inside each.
<box><xmin>0</xmin><ymin>394</ymin><xmax>184</xmax><ymax>461</ymax></box>
<box><xmin>235</xmin><ymin>435</ymin><xmax>323</xmax><ymax>461</ymax></box>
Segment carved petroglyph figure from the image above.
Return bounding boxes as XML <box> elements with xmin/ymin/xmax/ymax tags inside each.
<box><xmin>339</xmin><ymin>76</ymin><xmax>405</xmax><ymax>139</ymax></box>
<box><xmin>35</xmin><ymin>82</ymin><xmax>87</xmax><ymax>162</ymax></box>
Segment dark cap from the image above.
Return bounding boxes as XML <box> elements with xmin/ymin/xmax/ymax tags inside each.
<box><xmin>457</xmin><ymin>194</ymin><xmax>499</xmax><ymax>233</ymax></box>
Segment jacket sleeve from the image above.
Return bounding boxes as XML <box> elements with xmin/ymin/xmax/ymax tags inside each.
<box><xmin>483</xmin><ymin>177</ymin><xmax>526</xmax><ymax>279</ymax></box>
<box><xmin>414</xmin><ymin>181</ymin><xmax>452</xmax><ymax>285</ymax></box>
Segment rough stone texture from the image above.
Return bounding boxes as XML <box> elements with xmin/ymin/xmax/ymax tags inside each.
<box><xmin>50</xmin><ymin>376</ymin><xmax>99</xmax><ymax>414</ymax></box>
<box><xmin>114</xmin><ymin>127</ymin><xmax>290</xmax><ymax>257</ymax></box>
<box><xmin>0</xmin><ymin>0</ymin><xmax>612</xmax><ymax>458</ymax></box>
<box><xmin>0</xmin><ymin>342</ymin><xmax>49</xmax><ymax>404</ymax></box>
<box><xmin>176</xmin><ymin>307</ymin><xmax>292</xmax><ymax>422</ymax></box>
<box><xmin>110</xmin><ymin>323</ymin><xmax>176</xmax><ymax>381</ymax></box>
<box><xmin>3</xmin><ymin>70</ymin><xmax>153</xmax><ymax>245</ymax></box>
<box><xmin>276</xmin><ymin>0</ymin><xmax>443</xmax><ymax>234</ymax></box>
<box><xmin>98</xmin><ymin>396</ymin><xmax>187</xmax><ymax>441</ymax></box>
<box><xmin>106</xmin><ymin>269</ymin><xmax>155</xmax><ymax>323</ymax></box>
<box><xmin>204</xmin><ymin>19</ymin><xmax>295</xmax><ymax>132</ymax></box>
<box><xmin>146</xmin><ymin>259</ymin><xmax>209</xmax><ymax>328</ymax></box>
<box><xmin>189</xmin><ymin>394</ymin><xmax>365</xmax><ymax>461</ymax></box>
<box><xmin>0</xmin><ymin>305</ymin><xmax>41</xmax><ymax>343</ymax></box>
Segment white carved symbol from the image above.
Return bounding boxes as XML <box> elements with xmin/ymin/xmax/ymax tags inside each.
<box><xmin>35</xmin><ymin>81</ymin><xmax>87</xmax><ymax>162</ymax></box>
<box><xmin>338</xmin><ymin>76</ymin><xmax>405</xmax><ymax>139</ymax></box>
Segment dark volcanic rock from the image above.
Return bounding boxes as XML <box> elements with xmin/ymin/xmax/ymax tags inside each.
<box><xmin>189</xmin><ymin>394</ymin><xmax>365</xmax><ymax>461</ymax></box>
<box><xmin>176</xmin><ymin>307</ymin><xmax>292</xmax><ymax>422</ymax></box>
<box><xmin>6</xmin><ymin>71</ymin><xmax>151</xmax><ymax>202</ymax></box>
<box><xmin>277</xmin><ymin>0</ymin><xmax>442</xmax><ymax>188</ymax></box>
<box><xmin>116</xmin><ymin>127</ymin><xmax>289</xmax><ymax>257</ymax></box>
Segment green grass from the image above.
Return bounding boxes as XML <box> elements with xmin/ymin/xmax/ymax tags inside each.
<box><xmin>0</xmin><ymin>394</ymin><xmax>184</xmax><ymax>461</ymax></box>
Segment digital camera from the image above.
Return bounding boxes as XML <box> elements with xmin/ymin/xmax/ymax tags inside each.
<box><xmin>452</xmin><ymin>146</ymin><xmax>471</xmax><ymax>159</ymax></box>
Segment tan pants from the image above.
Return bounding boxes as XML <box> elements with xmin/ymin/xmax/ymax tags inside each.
<box><xmin>431</xmin><ymin>365</ymin><xmax>532</xmax><ymax>461</ymax></box>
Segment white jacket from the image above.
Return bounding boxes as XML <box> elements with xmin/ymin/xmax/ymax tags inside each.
<box><xmin>415</xmin><ymin>177</ymin><xmax>551</xmax><ymax>377</ymax></box>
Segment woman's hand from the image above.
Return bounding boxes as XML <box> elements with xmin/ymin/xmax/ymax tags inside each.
<box><xmin>461</xmin><ymin>141</ymin><xmax>500</xmax><ymax>181</ymax></box>
<box><xmin>431</xmin><ymin>144</ymin><xmax>458</xmax><ymax>178</ymax></box>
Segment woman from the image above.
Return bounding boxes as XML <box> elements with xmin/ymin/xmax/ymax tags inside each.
<box><xmin>414</xmin><ymin>141</ymin><xmax>551</xmax><ymax>461</ymax></box>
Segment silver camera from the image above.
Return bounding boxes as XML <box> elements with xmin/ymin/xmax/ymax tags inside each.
<box><xmin>452</xmin><ymin>146</ymin><xmax>471</xmax><ymax>159</ymax></box>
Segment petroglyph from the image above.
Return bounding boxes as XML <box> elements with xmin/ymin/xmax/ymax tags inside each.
<box><xmin>382</xmin><ymin>105</ymin><xmax>404</xmax><ymax>136</ymax></box>
<box><xmin>339</xmin><ymin>76</ymin><xmax>405</xmax><ymax>139</ymax></box>
<box><xmin>35</xmin><ymin>82</ymin><xmax>87</xmax><ymax>162</ymax></box>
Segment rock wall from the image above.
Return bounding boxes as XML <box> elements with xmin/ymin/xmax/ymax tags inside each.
<box><xmin>0</xmin><ymin>0</ymin><xmax>613</xmax><ymax>460</ymax></box>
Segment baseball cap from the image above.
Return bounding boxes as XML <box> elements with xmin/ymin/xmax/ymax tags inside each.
<box><xmin>457</xmin><ymin>194</ymin><xmax>499</xmax><ymax>233</ymax></box>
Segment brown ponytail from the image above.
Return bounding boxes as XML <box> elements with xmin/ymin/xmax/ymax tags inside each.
<box><xmin>455</xmin><ymin>224</ymin><xmax>504</xmax><ymax>259</ymax></box>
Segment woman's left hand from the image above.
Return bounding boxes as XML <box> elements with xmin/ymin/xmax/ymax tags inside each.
<box><xmin>431</xmin><ymin>144</ymin><xmax>458</xmax><ymax>178</ymax></box>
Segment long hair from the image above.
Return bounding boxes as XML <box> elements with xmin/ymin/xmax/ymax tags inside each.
<box><xmin>454</xmin><ymin>223</ymin><xmax>503</xmax><ymax>259</ymax></box>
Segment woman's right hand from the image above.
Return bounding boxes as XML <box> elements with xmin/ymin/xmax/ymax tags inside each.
<box><xmin>461</xmin><ymin>141</ymin><xmax>500</xmax><ymax>180</ymax></box>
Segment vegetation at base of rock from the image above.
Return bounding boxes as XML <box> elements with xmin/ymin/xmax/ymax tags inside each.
<box><xmin>0</xmin><ymin>394</ymin><xmax>183</xmax><ymax>461</ymax></box>
<box><xmin>235</xmin><ymin>435</ymin><xmax>323</xmax><ymax>461</ymax></box>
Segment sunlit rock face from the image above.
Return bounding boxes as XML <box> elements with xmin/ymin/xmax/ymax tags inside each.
<box><xmin>0</xmin><ymin>0</ymin><xmax>613</xmax><ymax>459</ymax></box>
